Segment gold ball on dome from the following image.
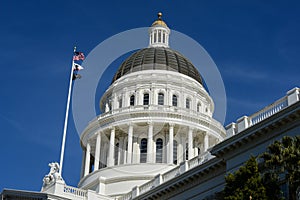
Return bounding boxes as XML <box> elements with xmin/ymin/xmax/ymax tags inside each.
<box><xmin>158</xmin><ymin>12</ymin><xmax>162</xmax><ymax>19</ymax></box>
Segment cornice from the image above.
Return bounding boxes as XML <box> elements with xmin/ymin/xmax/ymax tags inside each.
<box><xmin>211</xmin><ymin>101</ymin><xmax>300</xmax><ymax>157</ymax></box>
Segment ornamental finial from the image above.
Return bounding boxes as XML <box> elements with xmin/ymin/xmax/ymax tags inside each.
<box><xmin>158</xmin><ymin>12</ymin><xmax>162</xmax><ymax>20</ymax></box>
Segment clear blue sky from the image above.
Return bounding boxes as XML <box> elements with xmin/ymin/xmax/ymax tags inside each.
<box><xmin>0</xmin><ymin>0</ymin><xmax>299</xmax><ymax>192</ymax></box>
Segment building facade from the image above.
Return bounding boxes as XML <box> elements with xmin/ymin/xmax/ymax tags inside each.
<box><xmin>77</xmin><ymin>12</ymin><xmax>225</xmax><ymax>198</ymax></box>
<box><xmin>1</xmin><ymin>13</ymin><xmax>300</xmax><ymax>200</ymax></box>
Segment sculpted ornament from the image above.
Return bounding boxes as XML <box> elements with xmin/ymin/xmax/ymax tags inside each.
<box><xmin>42</xmin><ymin>162</ymin><xmax>64</xmax><ymax>188</ymax></box>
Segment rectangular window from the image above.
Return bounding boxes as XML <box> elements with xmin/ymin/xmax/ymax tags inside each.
<box><xmin>186</xmin><ymin>98</ymin><xmax>190</xmax><ymax>109</ymax></box>
<box><xmin>143</xmin><ymin>93</ymin><xmax>149</xmax><ymax>105</ymax></box>
<box><xmin>130</xmin><ymin>95</ymin><xmax>135</xmax><ymax>106</ymax></box>
<box><xmin>158</xmin><ymin>93</ymin><xmax>164</xmax><ymax>105</ymax></box>
<box><xmin>140</xmin><ymin>138</ymin><xmax>147</xmax><ymax>163</ymax></box>
<box><xmin>172</xmin><ymin>95</ymin><xmax>178</xmax><ymax>107</ymax></box>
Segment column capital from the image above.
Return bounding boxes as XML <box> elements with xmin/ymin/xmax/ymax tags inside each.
<box><xmin>86</xmin><ymin>141</ymin><xmax>91</xmax><ymax>149</ymax></box>
<box><xmin>169</xmin><ymin>123</ymin><xmax>175</xmax><ymax>127</ymax></box>
<box><xmin>147</xmin><ymin>121</ymin><xmax>153</xmax><ymax>126</ymax></box>
<box><xmin>108</xmin><ymin>126</ymin><xmax>115</xmax><ymax>131</ymax></box>
<box><xmin>188</xmin><ymin>127</ymin><xmax>194</xmax><ymax>132</ymax></box>
<box><xmin>127</xmin><ymin>122</ymin><xmax>133</xmax><ymax>127</ymax></box>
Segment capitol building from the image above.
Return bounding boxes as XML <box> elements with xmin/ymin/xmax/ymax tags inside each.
<box><xmin>1</xmin><ymin>13</ymin><xmax>299</xmax><ymax>200</ymax></box>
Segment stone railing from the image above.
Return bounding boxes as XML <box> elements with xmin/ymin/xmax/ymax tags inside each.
<box><xmin>117</xmin><ymin>152</ymin><xmax>214</xmax><ymax>200</ymax></box>
<box><xmin>162</xmin><ymin>166</ymin><xmax>181</xmax><ymax>182</ymax></box>
<box><xmin>250</xmin><ymin>96</ymin><xmax>287</xmax><ymax>125</ymax></box>
<box><xmin>98</xmin><ymin>104</ymin><xmax>212</xmax><ymax>121</ymax></box>
<box><xmin>63</xmin><ymin>185</ymin><xmax>87</xmax><ymax>198</ymax></box>
<box><xmin>138</xmin><ymin>179</ymin><xmax>156</xmax><ymax>194</ymax></box>
<box><xmin>118</xmin><ymin>191</ymin><xmax>132</xmax><ymax>200</ymax></box>
<box><xmin>225</xmin><ymin>87</ymin><xmax>299</xmax><ymax>137</ymax></box>
<box><xmin>82</xmin><ymin>104</ymin><xmax>225</xmax><ymax>140</ymax></box>
<box><xmin>187</xmin><ymin>156</ymin><xmax>199</xmax><ymax>169</ymax></box>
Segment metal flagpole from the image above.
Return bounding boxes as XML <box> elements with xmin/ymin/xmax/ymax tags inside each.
<box><xmin>59</xmin><ymin>46</ymin><xmax>76</xmax><ymax>176</ymax></box>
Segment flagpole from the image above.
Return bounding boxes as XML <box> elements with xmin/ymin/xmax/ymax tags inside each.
<box><xmin>59</xmin><ymin>46</ymin><xmax>76</xmax><ymax>176</ymax></box>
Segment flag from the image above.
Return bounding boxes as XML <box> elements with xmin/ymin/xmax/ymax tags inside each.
<box><xmin>72</xmin><ymin>73</ymin><xmax>82</xmax><ymax>80</ymax></box>
<box><xmin>73</xmin><ymin>63</ymin><xmax>84</xmax><ymax>71</ymax></box>
<box><xmin>73</xmin><ymin>52</ymin><xmax>85</xmax><ymax>61</ymax></box>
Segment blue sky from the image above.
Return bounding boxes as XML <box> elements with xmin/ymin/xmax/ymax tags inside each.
<box><xmin>0</xmin><ymin>0</ymin><xmax>299</xmax><ymax>192</ymax></box>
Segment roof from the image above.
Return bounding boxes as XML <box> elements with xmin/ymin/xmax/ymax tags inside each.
<box><xmin>112</xmin><ymin>47</ymin><xmax>203</xmax><ymax>84</ymax></box>
<box><xmin>151</xmin><ymin>12</ymin><xmax>168</xmax><ymax>28</ymax></box>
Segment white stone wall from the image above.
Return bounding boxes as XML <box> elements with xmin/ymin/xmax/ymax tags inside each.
<box><xmin>78</xmin><ymin>70</ymin><xmax>225</xmax><ymax>197</ymax></box>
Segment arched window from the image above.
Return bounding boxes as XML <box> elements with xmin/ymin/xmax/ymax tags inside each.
<box><xmin>140</xmin><ymin>138</ymin><xmax>147</xmax><ymax>163</ymax></box>
<box><xmin>158</xmin><ymin>92</ymin><xmax>164</xmax><ymax>105</ymax></box>
<box><xmin>173</xmin><ymin>140</ymin><xmax>178</xmax><ymax>164</ymax></box>
<box><xmin>130</xmin><ymin>95</ymin><xmax>135</xmax><ymax>106</ymax></box>
<box><xmin>156</xmin><ymin>138</ymin><xmax>163</xmax><ymax>163</ymax></box>
<box><xmin>186</xmin><ymin>98</ymin><xmax>191</xmax><ymax>109</ymax></box>
<box><xmin>172</xmin><ymin>95</ymin><xmax>178</xmax><ymax>107</ymax></box>
<box><xmin>143</xmin><ymin>93</ymin><xmax>149</xmax><ymax>105</ymax></box>
<box><xmin>197</xmin><ymin>102</ymin><xmax>201</xmax><ymax>112</ymax></box>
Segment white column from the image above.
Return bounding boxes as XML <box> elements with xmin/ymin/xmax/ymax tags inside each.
<box><xmin>103</xmin><ymin>142</ymin><xmax>108</xmax><ymax>167</ymax></box>
<box><xmin>80</xmin><ymin>150</ymin><xmax>86</xmax><ymax>178</ymax></box>
<box><xmin>177</xmin><ymin>135</ymin><xmax>183</xmax><ymax>163</ymax></box>
<box><xmin>108</xmin><ymin>127</ymin><xmax>115</xmax><ymax>167</ymax></box>
<box><xmin>168</xmin><ymin>124</ymin><xmax>174</xmax><ymax>164</ymax></box>
<box><xmin>94</xmin><ymin>133</ymin><xmax>101</xmax><ymax>171</ymax></box>
<box><xmin>133</xmin><ymin>137</ymin><xmax>139</xmax><ymax>163</ymax></box>
<box><xmin>123</xmin><ymin>137</ymin><xmax>127</xmax><ymax>163</ymax></box>
<box><xmin>127</xmin><ymin>124</ymin><xmax>133</xmax><ymax>164</ymax></box>
<box><xmin>112</xmin><ymin>95</ymin><xmax>117</xmax><ymax>110</ymax></box>
<box><xmin>188</xmin><ymin>128</ymin><xmax>194</xmax><ymax>159</ymax></box>
<box><xmin>194</xmin><ymin>147</ymin><xmax>199</xmax><ymax>156</ymax></box>
<box><xmin>138</xmin><ymin>89</ymin><xmax>143</xmax><ymax>105</ymax></box>
<box><xmin>182</xmin><ymin>139</ymin><xmax>186</xmax><ymax>160</ymax></box>
<box><xmin>84</xmin><ymin>142</ymin><xmax>90</xmax><ymax>176</ymax></box>
<box><xmin>147</xmin><ymin>122</ymin><xmax>153</xmax><ymax>163</ymax></box>
<box><xmin>204</xmin><ymin>132</ymin><xmax>209</xmax><ymax>152</ymax></box>
<box><xmin>166</xmin><ymin>88</ymin><xmax>169</xmax><ymax>106</ymax></box>
<box><xmin>105</xmin><ymin>103</ymin><xmax>109</xmax><ymax>112</ymax></box>
<box><xmin>118</xmin><ymin>137</ymin><xmax>123</xmax><ymax>165</ymax></box>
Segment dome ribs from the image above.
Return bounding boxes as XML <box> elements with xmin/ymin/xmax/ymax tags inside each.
<box><xmin>112</xmin><ymin>47</ymin><xmax>203</xmax><ymax>84</ymax></box>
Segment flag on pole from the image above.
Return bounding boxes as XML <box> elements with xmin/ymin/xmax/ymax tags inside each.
<box><xmin>72</xmin><ymin>49</ymin><xmax>85</xmax><ymax>80</ymax></box>
<box><xmin>73</xmin><ymin>52</ymin><xmax>85</xmax><ymax>61</ymax></box>
<box><xmin>72</xmin><ymin>73</ymin><xmax>82</xmax><ymax>80</ymax></box>
<box><xmin>73</xmin><ymin>63</ymin><xmax>84</xmax><ymax>71</ymax></box>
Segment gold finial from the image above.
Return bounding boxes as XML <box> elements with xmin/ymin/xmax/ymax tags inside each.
<box><xmin>158</xmin><ymin>12</ymin><xmax>162</xmax><ymax>20</ymax></box>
